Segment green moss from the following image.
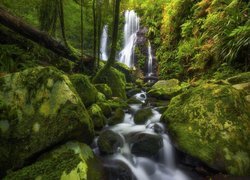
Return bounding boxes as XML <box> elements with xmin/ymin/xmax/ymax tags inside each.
<box><xmin>93</xmin><ymin>67</ymin><xmax>127</xmax><ymax>99</ymax></box>
<box><xmin>109</xmin><ymin>108</ymin><xmax>125</xmax><ymax>126</ymax></box>
<box><xmin>226</xmin><ymin>72</ymin><xmax>250</xmax><ymax>84</ymax></box>
<box><xmin>95</xmin><ymin>84</ymin><xmax>113</xmax><ymax>99</ymax></box>
<box><xmin>0</xmin><ymin>67</ymin><xmax>94</xmax><ymax>173</ymax></box>
<box><xmin>88</xmin><ymin>104</ymin><xmax>107</xmax><ymax>130</ymax></box>
<box><xmin>3</xmin><ymin>142</ymin><xmax>103</xmax><ymax>180</ymax></box>
<box><xmin>70</xmin><ymin>74</ymin><xmax>98</xmax><ymax>107</ymax></box>
<box><xmin>162</xmin><ymin>82</ymin><xmax>250</xmax><ymax>175</ymax></box>
<box><xmin>134</xmin><ymin>108</ymin><xmax>153</xmax><ymax>124</ymax></box>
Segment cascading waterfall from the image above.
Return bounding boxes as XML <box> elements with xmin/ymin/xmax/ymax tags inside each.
<box><xmin>100</xmin><ymin>25</ymin><xmax>108</xmax><ymax>61</ymax></box>
<box><xmin>93</xmin><ymin>91</ymin><xmax>190</xmax><ymax>180</ymax></box>
<box><xmin>147</xmin><ymin>41</ymin><xmax>153</xmax><ymax>76</ymax></box>
<box><xmin>119</xmin><ymin>10</ymin><xmax>140</xmax><ymax>67</ymax></box>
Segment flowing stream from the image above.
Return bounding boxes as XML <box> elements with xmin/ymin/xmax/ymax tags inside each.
<box><xmin>93</xmin><ymin>91</ymin><xmax>191</xmax><ymax>180</ymax></box>
<box><xmin>119</xmin><ymin>10</ymin><xmax>140</xmax><ymax>67</ymax></box>
<box><xmin>100</xmin><ymin>25</ymin><xmax>109</xmax><ymax>61</ymax></box>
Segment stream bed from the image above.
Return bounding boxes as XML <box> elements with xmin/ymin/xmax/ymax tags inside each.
<box><xmin>92</xmin><ymin>91</ymin><xmax>202</xmax><ymax>180</ymax></box>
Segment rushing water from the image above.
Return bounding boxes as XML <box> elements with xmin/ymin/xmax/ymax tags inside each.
<box><xmin>147</xmin><ymin>41</ymin><xmax>153</xmax><ymax>76</ymax></box>
<box><xmin>93</xmin><ymin>91</ymin><xmax>190</xmax><ymax>180</ymax></box>
<box><xmin>119</xmin><ymin>10</ymin><xmax>140</xmax><ymax>67</ymax></box>
<box><xmin>100</xmin><ymin>25</ymin><xmax>109</xmax><ymax>61</ymax></box>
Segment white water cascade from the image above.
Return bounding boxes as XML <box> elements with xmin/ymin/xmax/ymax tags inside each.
<box><xmin>100</xmin><ymin>25</ymin><xmax>108</xmax><ymax>61</ymax></box>
<box><xmin>147</xmin><ymin>41</ymin><xmax>153</xmax><ymax>76</ymax></box>
<box><xmin>119</xmin><ymin>10</ymin><xmax>140</xmax><ymax>67</ymax></box>
<box><xmin>93</xmin><ymin>91</ymin><xmax>191</xmax><ymax>180</ymax></box>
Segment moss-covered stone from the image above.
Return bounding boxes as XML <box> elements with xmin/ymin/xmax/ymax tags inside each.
<box><xmin>3</xmin><ymin>141</ymin><xmax>104</xmax><ymax>180</ymax></box>
<box><xmin>94</xmin><ymin>67</ymin><xmax>127</xmax><ymax>99</ymax></box>
<box><xmin>148</xmin><ymin>79</ymin><xmax>182</xmax><ymax>100</ymax></box>
<box><xmin>0</xmin><ymin>67</ymin><xmax>94</xmax><ymax>173</ymax></box>
<box><xmin>134</xmin><ymin>108</ymin><xmax>153</xmax><ymax>124</ymax></box>
<box><xmin>97</xmin><ymin>130</ymin><xmax>123</xmax><ymax>155</ymax></box>
<box><xmin>88</xmin><ymin>104</ymin><xmax>107</xmax><ymax>130</ymax></box>
<box><xmin>109</xmin><ymin>108</ymin><xmax>125</xmax><ymax>126</ymax></box>
<box><xmin>70</xmin><ymin>74</ymin><xmax>99</xmax><ymax>107</ymax></box>
<box><xmin>161</xmin><ymin>82</ymin><xmax>250</xmax><ymax>176</ymax></box>
<box><xmin>95</xmin><ymin>84</ymin><xmax>113</xmax><ymax>99</ymax></box>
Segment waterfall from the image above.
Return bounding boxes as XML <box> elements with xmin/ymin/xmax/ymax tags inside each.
<box><xmin>100</xmin><ymin>25</ymin><xmax>108</xmax><ymax>61</ymax></box>
<box><xmin>147</xmin><ymin>41</ymin><xmax>153</xmax><ymax>76</ymax></box>
<box><xmin>119</xmin><ymin>10</ymin><xmax>140</xmax><ymax>67</ymax></box>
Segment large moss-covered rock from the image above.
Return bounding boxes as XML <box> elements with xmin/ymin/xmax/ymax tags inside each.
<box><xmin>3</xmin><ymin>141</ymin><xmax>104</xmax><ymax>180</ymax></box>
<box><xmin>162</xmin><ymin>82</ymin><xmax>250</xmax><ymax>175</ymax></box>
<box><xmin>70</xmin><ymin>74</ymin><xmax>99</xmax><ymax>107</ymax></box>
<box><xmin>0</xmin><ymin>67</ymin><xmax>94</xmax><ymax>173</ymax></box>
<box><xmin>148</xmin><ymin>79</ymin><xmax>182</xmax><ymax>100</ymax></box>
<box><xmin>109</xmin><ymin>108</ymin><xmax>125</xmax><ymax>126</ymax></box>
<box><xmin>94</xmin><ymin>67</ymin><xmax>127</xmax><ymax>99</ymax></box>
<box><xmin>114</xmin><ymin>62</ymin><xmax>133</xmax><ymax>83</ymax></box>
<box><xmin>88</xmin><ymin>104</ymin><xmax>107</xmax><ymax>130</ymax></box>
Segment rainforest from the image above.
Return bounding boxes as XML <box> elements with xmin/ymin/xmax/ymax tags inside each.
<box><xmin>0</xmin><ymin>0</ymin><xmax>249</xmax><ymax>179</ymax></box>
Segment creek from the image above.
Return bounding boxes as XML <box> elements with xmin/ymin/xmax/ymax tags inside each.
<box><xmin>92</xmin><ymin>91</ymin><xmax>199</xmax><ymax>180</ymax></box>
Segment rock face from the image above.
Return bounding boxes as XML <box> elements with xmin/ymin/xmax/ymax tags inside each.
<box><xmin>0</xmin><ymin>67</ymin><xmax>94</xmax><ymax>173</ymax></box>
<box><xmin>70</xmin><ymin>74</ymin><xmax>99</xmax><ymax>107</ymax></box>
<box><xmin>148</xmin><ymin>79</ymin><xmax>182</xmax><ymax>100</ymax></box>
<box><xmin>162</xmin><ymin>82</ymin><xmax>250</xmax><ymax>175</ymax></box>
<box><xmin>3</xmin><ymin>142</ymin><xmax>104</xmax><ymax>180</ymax></box>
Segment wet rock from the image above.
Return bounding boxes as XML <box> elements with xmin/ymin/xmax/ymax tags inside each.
<box><xmin>70</xmin><ymin>74</ymin><xmax>99</xmax><ymax>107</ymax></box>
<box><xmin>98</xmin><ymin>130</ymin><xmax>124</xmax><ymax>155</ymax></box>
<box><xmin>3</xmin><ymin>141</ymin><xmax>104</xmax><ymax>180</ymax></box>
<box><xmin>126</xmin><ymin>88</ymin><xmax>142</xmax><ymax>98</ymax></box>
<box><xmin>130</xmin><ymin>132</ymin><xmax>163</xmax><ymax>157</ymax></box>
<box><xmin>162</xmin><ymin>82</ymin><xmax>250</xmax><ymax>175</ymax></box>
<box><xmin>0</xmin><ymin>67</ymin><xmax>94</xmax><ymax>174</ymax></box>
<box><xmin>88</xmin><ymin>104</ymin><xmax>107</xmax><ymax>130</ymax></box>
<box><xmin>134</xmin><ymin>108</ymin><xmax>153</xmax><ymax>124</ymax></box>
<box><xmin>126</xmin><ymin>97</ymin><xmax>143</xmax><ymax>104</ymax></box>
<box><xmin>148</xmin><ymin>79</ymin><xmax>182</xmax><ymax>100</ymax></box>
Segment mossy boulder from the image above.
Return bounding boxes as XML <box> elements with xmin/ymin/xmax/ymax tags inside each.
<box><xmin>109</xmin><ymin>108</ymin><xmax>125</xmax><ymax>126</ymax></box>
<box><xmin>0</xmin><ymin>67</ymin><xmax>94</xmax><ymax>173</ymax></box>
<box><xmin>97</xmin><ymin>130</ymin><xmax>123</xmax><ymax>155</ymax></box>
<box><xmin>3</xmin><ymin>141</ymin><xmax>104</xmax><ymax>180</ymax></box>
<box><xmin>161</xmin><ymin>82</ymin><xmax>250</xmax><ymax>175</ymax></box>
<box><xmin>134</xmin><ymin>108</ymin><xmax>153</xmax><ymax>124</ymax></box>
<box><xmin>94</xmin><ymin>67</ymin><xmax>127</xmax><ymax>99</ymax></box>
<box><xmin>148</xmin><ymin>79</ymin><xmax>182</xmax><ymax>100</ymax></box>
<box><xmin>70</xmin><ymin>74</ymin><xmax>99</xmax><ymax>107</ymax></box>
<box><xmin>95</xmin><ymin>84</ymin><xmax>113</xmax><ymax>99</ymax></box>
<box><xmin>88</xmin><ymin>104</ymin><xmax>107</xmax><ymax>130</ymax></box>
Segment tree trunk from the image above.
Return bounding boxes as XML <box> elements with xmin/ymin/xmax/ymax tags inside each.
<box><xmin>0</xmin><ymin>7</ymin><xmax>87</xmax><ymax>62</ymax></box>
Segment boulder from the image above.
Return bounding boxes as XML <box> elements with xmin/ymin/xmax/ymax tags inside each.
<box><xmin>98</xmin><ymin>130</ymin><xmax>124</xmax><ymax>155</ymax></box>
<box><xmin>130</xmin><ymin>132</ymin><xmax>163</xmax><ymax>157</ymax></box>
<box><xmin>161</xmin><ymin>82</ymin><xmax>250</xmax><ymax>175</ymax></box>
<box><xmin>94</xmin><ymin>67</ymin><xmax>127</xmax><ymax>99</ymax></box>
<box><xmin>3</xmin><ymin>142</ymin><xmax>104</xmax><ymax>180</ymax></box>
<box><xmin>109</xmin><ymin>108</ymin><xmax>125</xmax><ymax>126</ymax></box>
<box><xmin>95</xmin><ymin>84</ymin><xmax>113</xmax><ymax>99</ymax></box>
<box><xmin>70</xmin><ymin>74</ymin><xmax>99</xmax><ymax>107</ymax></box>
<box><xmin>134</xmin><ymin>108</ymin><xmax>153</xmax><ymax>124</ymax></box>
<box><xmin>114</xmin><ymin>62</ymin><xmax>134</xmax><ymax>83</ymax></box>
<box><xmin>148</xmin><ymin>79</ymin><xmax>182</xmax><ymax>100</ymax></box>
<box><xmin>0</xmin><ymin>67</ymin><xmax>94</xmax><ymax>173</ymax></box>
<box><xmin>88</xmin><ymin>104</ymin><xmax>107</xmax><ymax>130</ymax></box>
